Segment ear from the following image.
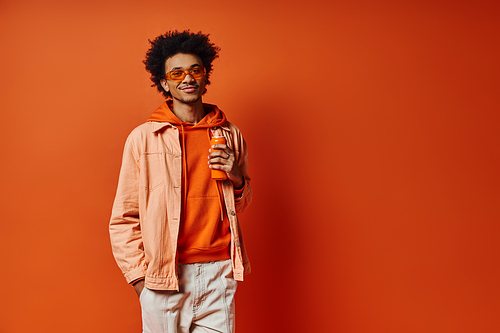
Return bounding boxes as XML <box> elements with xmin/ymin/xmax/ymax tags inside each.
<box><xmin>160</xmin><ymin>79</ymin><xmax>170</xmax><ymax>93</ymax></box>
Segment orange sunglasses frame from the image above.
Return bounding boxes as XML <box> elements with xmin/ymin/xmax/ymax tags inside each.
<box><xmin>165</xmin><ymin>66</ymin><xmax>206</xmax><ymax>81</ymax></box>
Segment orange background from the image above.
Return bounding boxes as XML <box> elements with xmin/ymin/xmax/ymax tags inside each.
<box><xmin>1</xmin><ymin>0</ymin><xmax>499</xmax><ymax>332</ymax></box>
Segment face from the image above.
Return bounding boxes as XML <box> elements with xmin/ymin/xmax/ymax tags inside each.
<box><xmin>161</xmin><ymin>53</ymin><xmax>206</xmax><ymax>104</ymax></box>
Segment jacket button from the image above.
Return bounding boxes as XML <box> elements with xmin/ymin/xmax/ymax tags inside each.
<box><xmin>230</xmin><ymin>211</ymin><xmax>236</xmax><ymax>216</ymax></box>
<box><xmin>223</xmin><ymin>180</ymin><xmax>229</xmax><ymax>186</ymax></box>
<box><xmin>237</xmin><ymin>242</ymin><xmax>241</xmax><ymax>246</ymax></box>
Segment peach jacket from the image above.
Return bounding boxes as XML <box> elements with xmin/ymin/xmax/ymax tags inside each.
<box><xmin>109</xmin><ymin>120</ymin><xmax>252</xmax><ymax>291</ymax></box>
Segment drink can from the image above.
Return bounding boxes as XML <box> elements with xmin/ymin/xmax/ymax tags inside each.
<box><xmin>210</xmin><ymin>136</ymin><xmax>228</xmax><ymax>180</ymax></box>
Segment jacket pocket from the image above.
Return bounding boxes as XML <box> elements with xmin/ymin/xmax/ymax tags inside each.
<box><xmin>140</xmin><ymin>152</ymin><xmax>165</xmax><ymax>192</ymax></box>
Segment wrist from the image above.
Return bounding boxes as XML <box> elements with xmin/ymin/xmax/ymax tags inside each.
<box><xmin>233</xmin><ymin>178</ymin><xmax>245</xmax><ymax>190</ymax></box>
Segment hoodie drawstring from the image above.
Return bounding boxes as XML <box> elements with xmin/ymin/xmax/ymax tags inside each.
<box><xmin>181</xmin><ymin>124</ymin><xmax>188</xmax><ymax>221</ymax></box>
<box><xmin>207</xmin><ymin>128</ymin><xmax>225</xmax><ymax>222</ymax></box>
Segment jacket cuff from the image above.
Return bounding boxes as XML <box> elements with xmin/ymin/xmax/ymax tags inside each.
<box><xmin>130</xmin><ymin>277</ymin><xmax>145</xmax><ymax>285</ymax></box>
<box><xmin>234</xmin><ymin>180</ymin><xmax>245</xmax><ymax>198</ymax></box>
<box><xmin>124</xmin><ymin>265</ymin><xmax>147</xmax><ymax>284</ymax></box>
<box><xmin>234</xmin><ymin>180</ymin><xmax>249</xmax><ymax>201</ymax></box>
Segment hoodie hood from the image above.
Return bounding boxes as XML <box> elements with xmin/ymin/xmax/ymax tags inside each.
<box><xmin>148</xmin><ymin>100</ymin><xmax>227</xmax><ymax>128</ymax></box>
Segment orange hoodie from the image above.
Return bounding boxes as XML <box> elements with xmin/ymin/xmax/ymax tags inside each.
<box><xmin>148</xmin><ymin>101</ymin><xmax>231</xmax><ymax>264</ymax></box>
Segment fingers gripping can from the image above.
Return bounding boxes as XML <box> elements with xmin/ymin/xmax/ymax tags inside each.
<box><xmin>210</xmin><ymin>136</ymin><xmax>228</xmax><ymax>180</ymax></box>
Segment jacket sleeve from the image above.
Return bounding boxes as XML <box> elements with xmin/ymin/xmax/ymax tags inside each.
<box><xmin>109</xmin><ymin>134</ymin><xmax>147</xmax><ymax>284</ymax></box>
<box><xmin>233</xmin><ymin>126</ymin><xmax>253</xmax><ymax>213</ymax></box>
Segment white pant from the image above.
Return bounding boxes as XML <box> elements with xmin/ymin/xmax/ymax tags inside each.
<box><xmin>139</xmin><ymin>259</ymin><xmax>237</xmax><ymax>333</ymax></box>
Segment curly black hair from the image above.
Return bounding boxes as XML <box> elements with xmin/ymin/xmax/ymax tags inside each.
<box><xmin>143</xmin><ymin>30</ymin><xmax>221</xmax><ymax>99</ymax></box>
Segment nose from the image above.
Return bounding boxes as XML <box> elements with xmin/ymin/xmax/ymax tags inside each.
<box><xmin>182</xmin><ymin>73</ymin><xmax>195</xmax><ymax>84</ymax></box>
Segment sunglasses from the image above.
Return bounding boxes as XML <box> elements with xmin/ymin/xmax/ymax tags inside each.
<box><xmin>165</xmin><ymin>66</ymin><xmax>206</xmax><ymax>82</ymax></box>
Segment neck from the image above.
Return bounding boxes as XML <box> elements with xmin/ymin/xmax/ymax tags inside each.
<box><xmin>171</xmin><ymin>99</ymin><xmax>205</xmax><ymax>124</ymax></box>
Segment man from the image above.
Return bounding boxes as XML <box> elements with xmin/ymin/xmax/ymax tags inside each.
<box><xmin>109</xmin><ymin>30</ymin><xmax>252</xmax><ymax>333</ymax></box>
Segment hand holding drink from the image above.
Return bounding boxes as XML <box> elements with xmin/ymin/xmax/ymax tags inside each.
<box><xmin>209</xmin><ymin>136</ymin><xmax>228</xmax><ymax>180</ymax></box>
<box><xmin>208</xmin><ymin>136</ymin><xmax>245</xmax><ymax>188</ymax></box>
